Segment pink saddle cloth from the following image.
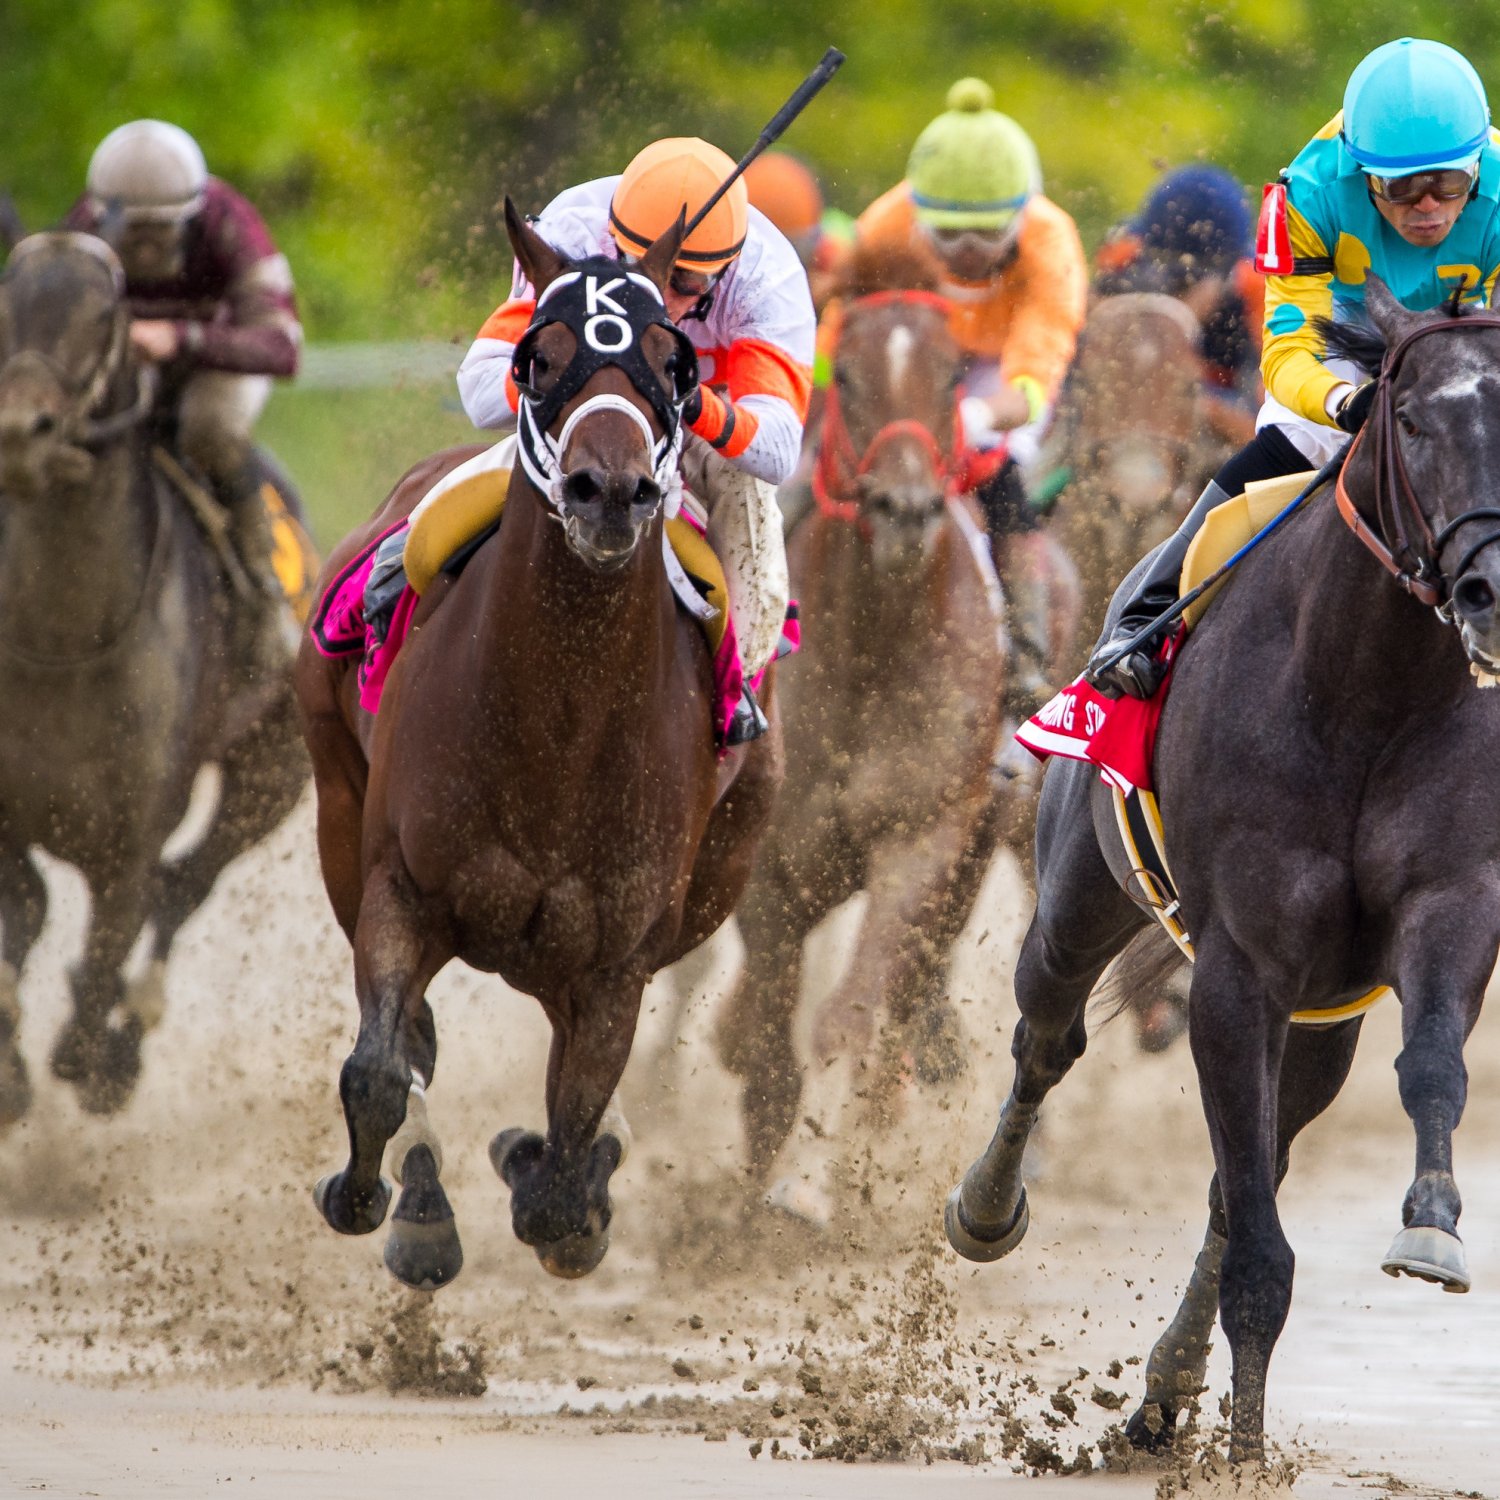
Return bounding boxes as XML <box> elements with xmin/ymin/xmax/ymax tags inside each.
<box><xmin>310</xmin><ymin>520</ymin><xmax>799</xmax><ymax>740</ymax></box>
<box><xmin>1012</xmin><ymin>624</ymin><xmax>1184</xmax><ymax>794</ymax></box>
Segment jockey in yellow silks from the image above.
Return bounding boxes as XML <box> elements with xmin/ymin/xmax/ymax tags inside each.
<box><xmin>1090</xmin><ymin>37</ymin><xmax>1500</xmax><ymax>699</ymax></box>
<box><xmin>456</xmin><ymin>138</ymin><xmax>815</xmax><ymax>741</ymax></box>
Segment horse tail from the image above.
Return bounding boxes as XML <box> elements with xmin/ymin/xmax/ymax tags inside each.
<box><xmin>1090</xmin><ymin>924</ymin><xmax>1187</xmax><ymax>1025</ymax></box>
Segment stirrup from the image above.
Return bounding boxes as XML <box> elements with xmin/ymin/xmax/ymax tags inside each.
<box><xmin>725</xmin><ymin>684</ymin><xmax>769</xmax><ymax>746</ymax></box>
<box><xmin>363</xmin><ymin>531</ymin><xmax>409</xmax><ymax>646</ymax></box>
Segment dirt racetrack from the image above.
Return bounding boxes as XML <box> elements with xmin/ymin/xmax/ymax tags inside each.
<box><xmin>1</xmin><ymin>793</ymin><xmax>1498</xmax><ymax>1499</ymax></box>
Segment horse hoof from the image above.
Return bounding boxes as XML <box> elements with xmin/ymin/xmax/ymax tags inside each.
<box><xmin>1381</xmin><ymin>1225</ymin><xmax>1470</xmax><ymax>1293</ymax></box>
<box><xmin>536</xmin><ymin>1227</ymin><xmax>610</xmax><ymax>1280</ymax></box>
<box><xmin>72</xmin><ymin>1025</ymin><xmax>143</xmax><ymax>1116</ymax></box>
<box><xmin>1123</xmin><ymin>1401</ymin><xmax>1177</xmax><ymax>1453</ymax></box>
<box><xmin>943</xmin><ymin>1182</ymin><xmax>1029</xmax><ymax>1263</ymax></box>
<box><xmin>489</xmin><ymin>1127</ymin><xmax>544</xmax><ymax>1189</ymax></box>
<box><xmin>384</xmin><ymin>1146</ymin><xmax>463</xmax><ymax>1290</ymax></box>
<box><xmin>313</xmin><ymin>1170</ymin><xmax>392</xmax><ymax>1236</ymax></box>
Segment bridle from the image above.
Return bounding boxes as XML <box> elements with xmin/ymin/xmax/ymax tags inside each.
<box><xmin>511</xmin><ymin>261</ymin><xmax>696</xmax><ymax>519</ymax></box>
<box><xmin>0</xmin><ymin>233</ymin><xmax>158</xmax><ymax>452</ymax></box>
<box><xmin>812</xmin><ymin>290</ymin><xmax>961</xmax><ymax>528</ymax></box>
<box><xmin>1336</xmin><ymin>313</ymin><xmax>1500</xmax><ymax>613</ymax></box>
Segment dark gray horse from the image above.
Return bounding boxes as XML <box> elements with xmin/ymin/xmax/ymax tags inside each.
<box><xmin>943</xmin><ymin>278</ymin><xmax>1500</xmax><ymax>1465</ymax></box>
<box><xmin>0</xmin><ymin>233</ymin><xmax>306</xmax><ymax>1117</ymax></box>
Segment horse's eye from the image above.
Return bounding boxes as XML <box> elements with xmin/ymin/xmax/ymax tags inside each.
<box><xmin>531</xmin><ymin>353</ymin><xmax>550</xmax><ymax>378</ymax></box>
<box><xmin>664</xmin><ymin>353</ymin><xmax>679</xmax><ymax>376</ymax></box>
<box><xmin>1399</xmin><ymin>412</ymin><xmax>1420</xmax><ymax>437</ymax></box>
<box><xmin>833</xmin><ymin>366</ymin><xmax>851</xmax><ymax>389</ymax></box>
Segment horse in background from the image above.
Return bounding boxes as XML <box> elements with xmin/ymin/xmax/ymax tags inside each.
<box><xmin>298</xmin><ymin>205</ymin><xmax>782</xmax><ymax>1286</ymax></box>
<box><xmin>714</xmin><ymin>241</ymin><xmax>1007</xmax><ymax>1224</ymax></box>
<box><xmin>0</xmin><ymin>233</ymin><xmax>307</xmax><ymax>1117</ymax></box>
<box><xmin>946</xmin><ymin>280</ymin><xmax>1500</xmax><ymax>1464</ymax></box>
<box><xmin>1043</xmin><ymin>292</ymin><xmax>1233</xmax><ymax>679</ymax></box>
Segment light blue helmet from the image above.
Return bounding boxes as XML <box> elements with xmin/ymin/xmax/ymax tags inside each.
<box><xmin>1342</xmin><ymin>38</ymin><xmax>1491</xmax><ymax>174</ymax></box>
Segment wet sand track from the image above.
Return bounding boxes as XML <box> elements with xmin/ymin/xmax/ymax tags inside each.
<box><xmin>1</xmin><ymin>796</ymin><xmax>1498</xmax><ymax>1497</ymax></box>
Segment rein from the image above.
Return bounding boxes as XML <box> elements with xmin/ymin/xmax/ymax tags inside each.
<box><xmin>1335</xmin><ymin>312</ymin><xmax>1500</xmax><ymax>609</ymax></box>
<box><xmin>812</xmin><ymin>290</ymin><xmax>961</xmax><ymax>526</ymax></box>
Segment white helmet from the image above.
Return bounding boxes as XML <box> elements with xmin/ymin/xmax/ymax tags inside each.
<box><xmin>87</xmin><ymin>120</ymin><xmax>207</xmax><ymax>222</ymax></box>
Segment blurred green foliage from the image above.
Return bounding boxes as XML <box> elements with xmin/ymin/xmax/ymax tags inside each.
<box><xmin>7</xmin><ymin>2</ymin><xmax>1496</xmax><ymax>341</ymax></box>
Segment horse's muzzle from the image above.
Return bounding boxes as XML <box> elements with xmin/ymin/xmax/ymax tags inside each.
<box><xmin>1448</xmin><ymin>564</ymin><xmax>1500</xmax><ymax>676</ymax></box>
<box><xmin>560</xmin><ymin>467</ymin><xmax>663</xmax><ymax>572</ymax></box>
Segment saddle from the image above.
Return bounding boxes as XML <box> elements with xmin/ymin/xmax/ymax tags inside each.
<box><xmin>312</xmin><ymin>440</ymin><xmax>745</xmax><ymax>735</ymax></box>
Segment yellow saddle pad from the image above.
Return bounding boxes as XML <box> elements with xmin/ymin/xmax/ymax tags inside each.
<box><xmin>263</xmin><ymin>483</ymin><xmax>320</xmax><ymax>623</ymax></box>
<box><xmin>403</xmin><ymin>455</ymin><xmax>729</xmax><ymax>653</ymax></box>
<box><xmin>1178</xmin><ymin>469</ymin><xmax>1319</xmax><ymax>632</ymax></box>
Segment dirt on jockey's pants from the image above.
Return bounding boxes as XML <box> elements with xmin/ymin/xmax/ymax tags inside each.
<box><xmin>679</xmin><ymin>433</ymin><xmax>789</xmax><ymax>680</ymax></box>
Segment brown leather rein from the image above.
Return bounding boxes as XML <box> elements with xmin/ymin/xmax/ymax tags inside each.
<box><xmin>1335</xmin><ymin>312</ymin><xmax>1500</xmax><ymax>611</ymax></box>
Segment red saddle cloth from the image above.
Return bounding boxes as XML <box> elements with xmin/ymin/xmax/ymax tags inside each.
<box><xmin>1013</xmin><ymin>625</ymin><xmax>1184</xmax><ymax>794</ymax></box>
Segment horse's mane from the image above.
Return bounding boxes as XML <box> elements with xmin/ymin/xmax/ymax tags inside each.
<box><xmin>837</xmin><ymin>238</ymin><xmax>942</xmax><ymax>299</ymax></box>
<box><xmin>1314</xmin><ymin>286</ymin><xmax>1482</xmax><ymax>368</ymax></box>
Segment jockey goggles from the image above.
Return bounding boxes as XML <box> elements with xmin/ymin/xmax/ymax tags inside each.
<box><xmin>920</xmin><ymin>217</ymin><xmax>1022</xmax><ymax>262</ymax></box>
<box><xmin>666</xmin><ymin>265</ymin><xmax>723</xmax><ymax>300</ymax></box>
<box><xmin>1367</xmin><ymin>162</ymin><xmax>1479</xmax><ymax>205</ymax></box>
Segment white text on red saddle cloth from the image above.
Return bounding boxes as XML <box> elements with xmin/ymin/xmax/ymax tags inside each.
<box><xmin>1013</xmin><ymin>626</ymin><xmax>1183</xmax><ymax>794</ymax></box>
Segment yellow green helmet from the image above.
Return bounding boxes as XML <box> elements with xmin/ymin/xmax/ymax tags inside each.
<box><xmin>906</xmin><ymin>78</ymin><xmax>1040</xmax><ymax>230</ymax></box>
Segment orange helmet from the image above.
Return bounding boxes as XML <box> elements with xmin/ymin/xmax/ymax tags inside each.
<box><xmin>744</xmin><ymin>151</ymin><xmax>824</xmax><ymax>240</ymax></box>
<box><xmin>609</xmin><ymin>138</ymin><xmax>747</xmax><ymax>272</ymax></box>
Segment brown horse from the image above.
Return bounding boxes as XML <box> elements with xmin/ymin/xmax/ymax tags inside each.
<box><xmin>714</xmin><ymin>247</ymin><xmax>1006</xmax><ymax>1221</ymax></box>
<box><xmin>1046</xmin><ymin>292</ymin><xmax>1231</xmax><ymax>678</ymax></box>
<box><xmin>296</xmin><ymin>205</ymin><xmax>782</xmax><ymax>1286</ymax></box>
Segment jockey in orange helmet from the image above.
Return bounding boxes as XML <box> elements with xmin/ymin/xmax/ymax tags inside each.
<box><xmin>458</xmin><ymin>138</ymin><xmax>815</xmax><ymax>725</ymax></box>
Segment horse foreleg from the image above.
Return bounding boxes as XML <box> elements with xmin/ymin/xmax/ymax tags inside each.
<box><xmin>947</xmin><ymin>766</ymin><xmax>1141</xmax><ymax>1263</ymax></box>
<box><xmin>1381</xmin><ymin>901</ymin><xmax>1497</xmax><ymax>1294</ymax></box>
<box><xmin>716</xmin><ymin>839</ymin><xmax>848</xmax><ymax>1186</ymax></box>
<box><xmin>0</xmin><ymin>843</ymin><xmax>46</xmax><ymax>1124</ymax></box>
<box><xmin>492</xmin><ymin>971</ymin><xmax>643</xmax><ymax>1279</ymax></box>
<box><xmin>1127</xmin><ymin>1015</ymin><xmax>1363</xmax><ymax>1450</ymax></box>
<box><xmin>51</xmin><ymin>871</ymin><xmax>153</xmax><ymax>1115</ymax></box>
<box><xmin>315</xmin><ymin>861</ymin><xmax>449</xmax><ymax>1264</ymax></box>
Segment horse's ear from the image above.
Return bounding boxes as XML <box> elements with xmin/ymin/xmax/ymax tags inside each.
<box><xmin>634</xmin><ymin>209</ymin><xmax>687</xmax><ymax>294</ymax></box>
<box><xmin>504</xmin><ymin>196</ymin><xmax>566</xmax><ymax>294</ymax></box>
<box><xmin>1364</xmin><ymin>274</ymin><xmax>1418</xmax><ymax>343</ymax></box>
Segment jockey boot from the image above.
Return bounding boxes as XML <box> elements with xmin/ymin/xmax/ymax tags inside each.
<box><xmin>224</xmin><ymin>462</ymin><xmax>293</xmax><ymax>678</ymax></box>
<box><xmin>362</xmin><ymin>527</ymin><xmax>410</xmax><ymax>648</ymax></box>
<box><xmin>1085</xmin><ymin>478</ymin><xmax>1230</xmax><ymax>699</ymax></box>
<box><xmin>999</xmin><ymin>531</ymin><xmax>1054</xmax><ymax>720</ymax></box>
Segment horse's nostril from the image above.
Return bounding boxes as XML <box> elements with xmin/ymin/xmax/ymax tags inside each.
<box><xmin>1454</xmin><ymin>575</ymin><xmax>1496</xmax><ymax>617</ymax></box>
<box><xmin>32</xmin><ymin>413</ymin><xmax>54</xmax><ymax>438</ymax></box>
<box><xmin>563</xmin><ymin>469</ymin><xmax>603</xmax><ymax>505</ymax></box>
<box><xmin>632</xmin><ymin>476</ymin><xmax>661</xmax><ymax>510</ymax></box>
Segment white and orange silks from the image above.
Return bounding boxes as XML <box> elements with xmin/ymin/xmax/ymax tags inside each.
<box><xmin>457</xmin><ymin>177</ymin><xmax>814</xmax><ymax>675</ymax></box>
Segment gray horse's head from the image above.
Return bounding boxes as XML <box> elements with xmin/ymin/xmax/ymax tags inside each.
<box><xmin>0</xmin><ymin>233</ymin><xmax>133</xmax><ymax>497</ymax></box>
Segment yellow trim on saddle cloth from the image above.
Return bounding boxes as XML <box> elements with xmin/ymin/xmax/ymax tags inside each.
<box><xmin>401</xmin><ymin>448</ymin><xmax>729</xmax><ymax>653</ymax></box>
<box><xmin>1178</xmin><ymin>469</ymin><xmax>1320</xmax><ymax>632</ymax></box>
<box><xmin>1109</xmin><ymin>784</ymin><xmax>1391</xmax><ymax>1027</ymax></box>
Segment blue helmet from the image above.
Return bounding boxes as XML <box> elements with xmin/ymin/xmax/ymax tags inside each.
<box><xmin>1132</xmin><ymin>165</ymin><xmax>1251</xmax><ymax>274</ymax></box>
<box><xmin>1342</xmin><ymin>38</ymin><xmax>1491</xmax><ymax>174</ymax></box>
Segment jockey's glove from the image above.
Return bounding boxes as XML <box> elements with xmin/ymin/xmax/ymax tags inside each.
<box><xmin>1334</xmin><ymin>380</ymin><xmax>1376</xmax><ymax>435</ymax></box>
<box><xmin>681</xmin><ymin>386</ymin><xmax>703</xmax><ymax>427</ymax></box>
